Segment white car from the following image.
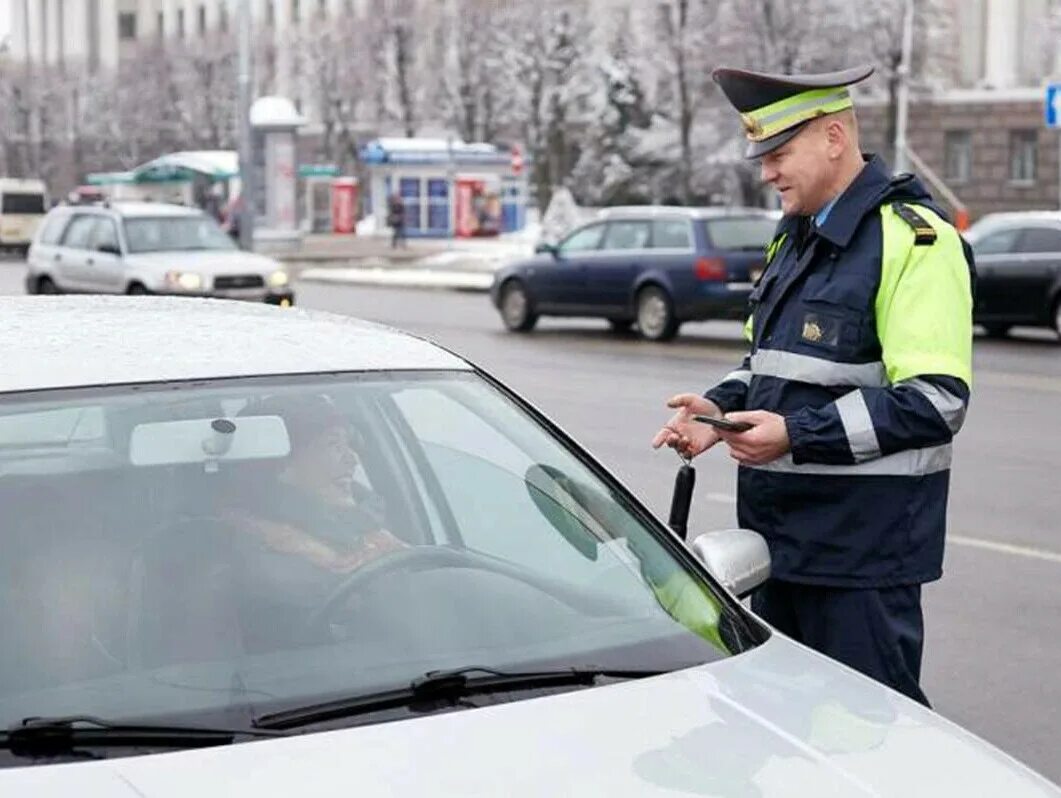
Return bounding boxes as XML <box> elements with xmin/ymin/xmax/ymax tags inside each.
<box><xmin>0</xmin><ymin>296</ymin><xmax>1056</xmax><ymax>796</ymax></box>
<box><xmin>25</xmin><ymin>202</ymin><xmax>293</xmax><ymax>304</ymax></box>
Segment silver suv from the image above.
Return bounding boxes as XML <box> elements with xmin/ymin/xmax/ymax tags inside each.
<box><xmin>26</xmin><ymin>201</ymin><xmax>294</xmax><ymax>304</ymax></box>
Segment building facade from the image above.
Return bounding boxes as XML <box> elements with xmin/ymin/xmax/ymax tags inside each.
<box><xmin>6</xmin><ymin>0</ymin><xmax>375</xmax><ymax>96</ymax></box>
<box><xmin>859</xmin><ymin>0</ymin><xmax>1061</xmax><ymax>221</ymax></box>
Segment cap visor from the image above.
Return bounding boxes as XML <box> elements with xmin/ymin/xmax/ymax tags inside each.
<box><xmin>743</xmin><ymin>123</ymin><xmax>806</xmax><ymax>159</ymax></box>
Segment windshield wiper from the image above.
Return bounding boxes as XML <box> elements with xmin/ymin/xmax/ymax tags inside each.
<box><xmin>254</xmin><ymin>666</ymin><xmax>668</xmax><ymax>731</ymax></box>
<box><xmin>1</xmin><ymin>715</ymin><xmax>286</xmax><ymax>758</ymax></box>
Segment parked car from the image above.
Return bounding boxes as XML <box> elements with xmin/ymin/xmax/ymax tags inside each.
<box><xmin>0</xmin><ymin>177</ymin><xmax>48</xmax><ymax>255</ymax></box>
<box><xmin>964</xmin><ymin>212</ymin><xmax>1061</xmax><ymax>339</ymax></box>
<box><xmin>0</xmin><ymin>295</ymin><xmax>1056</xmax><ymax>796</ymax></box>
<box><xmin>491</xmin><ymin>206</ymin><xmax>780</xmax><ymax>341</ymax></box>
<box><xmin>25</xmin><ymin>201</ymin><xmax>293</xmax><ymax>304</ymax></box>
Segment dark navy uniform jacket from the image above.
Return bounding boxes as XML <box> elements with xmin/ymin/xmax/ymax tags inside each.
<box><xmin>705</xmin><ymin>155</ymin><xmax>975</xmax><ymax>589</ymax></box>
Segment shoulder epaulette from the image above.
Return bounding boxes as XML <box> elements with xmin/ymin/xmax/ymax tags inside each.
<box><xmin>891</xmin><ymin>202</ymin><xmax>937</xmax><ymax>246</ymax></box>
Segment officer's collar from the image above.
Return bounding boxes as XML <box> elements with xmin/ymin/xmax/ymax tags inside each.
<box><xmin>812</xmin><ymin>154</ymin><xmax>892</xmax><ymax>249</ymax></box>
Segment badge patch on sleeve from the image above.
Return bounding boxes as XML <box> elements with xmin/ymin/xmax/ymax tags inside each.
<box><xmin>801</xmin><ymin>313</ymin><xmax>840</xmax><ymax>347</ymax></box>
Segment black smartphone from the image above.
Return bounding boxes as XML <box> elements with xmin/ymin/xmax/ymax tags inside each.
<box><xmin>693</xmin><ymin>415</ymin><xmax>754</xmax><ymax>433</ymax></box>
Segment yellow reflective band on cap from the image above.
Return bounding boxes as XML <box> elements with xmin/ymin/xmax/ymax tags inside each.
<box><xmin>741</xmin><ymin>87</ymin><xmax>854</xmax><ymax>142</ymax></box>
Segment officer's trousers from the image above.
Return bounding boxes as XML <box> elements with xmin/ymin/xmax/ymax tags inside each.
<box><xmin>752</xmin><ymin>579</ymin><xmax>930</xmax><ymax>707</ymax></box>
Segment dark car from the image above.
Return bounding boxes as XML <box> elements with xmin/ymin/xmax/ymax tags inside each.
<box><xmin>490</xmin><ymin>207</ymin><xmax>780</xmax><ymax>341</ymax></box>
<box><xmin>966</xmin><ymin>212</ymin><xmax>1061</xmax><ymax>339</ymax></box>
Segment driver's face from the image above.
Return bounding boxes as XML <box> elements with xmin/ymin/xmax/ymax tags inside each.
<box><xmin>290</xmin><ymin>424</ymin><xmax>360</xmax><ymax>502</ymax></box>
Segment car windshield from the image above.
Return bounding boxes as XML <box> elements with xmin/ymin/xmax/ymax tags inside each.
<box><xmin>704</xmin><ymin>217</ymin><xmax>777</xmax><ymax>250</ymax></box>
<box><xmin>124</xmin><ymin>215</ymin><xmax>235</xmax><ymax>254</ymax></box>
<box><xmin>0</xmin><ymin>371</ymin><xmax>760</xmax><ymax>752</ymax></box>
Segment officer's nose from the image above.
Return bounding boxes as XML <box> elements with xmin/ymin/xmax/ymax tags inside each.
<box><xmin>760</xmin><ymin>160</ymin><xmax>779</xmax><ymax>185</ymax></box>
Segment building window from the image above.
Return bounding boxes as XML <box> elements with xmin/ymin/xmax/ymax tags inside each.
<box><xmin>1009</xmin><ymin>130</ymin><xmax>1037</xmax><ymax>183</ymax></box>
<box><xmin>198</xmin><ymin>5</ymin><xmax>207</xmax><ymax>35</ymax></box>
<box><xmin>219</xmin><ymin>4</ymin><xmax>229</xmax><ymax>32</ymax></box>
<box><xmin>118</xmin><ymin>12</ymin><xmax>137</xmax><ymax>40</ymax></box>
<box><xmin>292</xmin><ymin>0</ymin><xmax>301</xmax><ymax>23</ymax></box>
<box><xmin>157</xmin><ymin>11</ymin><xmax>164</xmax><ymax>38</ymax></box>
<box><xmin>318</xmin><ymin>0</ymin><xmax>328</xmax><ymax>18</ymax></box>
<box><xmin>177</xmin><ymin>8</ymin><xmax>185</xmax><ymax>38</ymax></box>
<box><xmin>266</xmin><ymin>0</ymin><xmax>275</xmax><ymax>27</ymax></box>
<box><xmin>943</xmin><ymin>130</ymin><xmax>971</xmax><ymax>183</ymax></box>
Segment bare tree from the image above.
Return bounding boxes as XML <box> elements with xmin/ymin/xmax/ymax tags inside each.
<box><xmin>849</xmin><ymin>0</ymin><xmax>954</xmax><ymax>166</ymax></box>
<box><xmin>438</xmin><ymin>0</ymin><xmax>510</xmax><ymax>142</ymax></box>
<box><xmin>654</xmin><ymin>0</ymin><xmax>724</xmax><ymax>203</ymax></box>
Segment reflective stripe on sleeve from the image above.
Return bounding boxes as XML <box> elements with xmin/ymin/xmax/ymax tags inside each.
<box><xmin>720</xmin><ymin>369</ymin><xmax>752</xmax><ymax>386</ymax></box>
<box><xmin>835</xmin><ymin>389</ymin><xmax>882</xmax><ymax>462</ymax></box>
<box><xmin>901</xmin><ymin>378</ymin><xmax>967</xmax><ymax>434</ymax></box>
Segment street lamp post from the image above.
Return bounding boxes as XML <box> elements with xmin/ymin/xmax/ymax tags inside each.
<box><xmin>893</xmin><ymin>0</ymin><xmax>915</xmax><ymax>174</ymax></box>
<box><xmin>237</xmin><ymin>0</ymin><xmax>256</xmax><ymax>250</ymax></box>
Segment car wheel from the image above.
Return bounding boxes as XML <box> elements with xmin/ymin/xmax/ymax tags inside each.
<box><xmin>127</xmin><ymin>282</ymin><xmax>150</xmax><ymax>295</ymax></box>
<box><xmin>636</xmin><ymin>286</ymin><xmax>679</xmax><ymax>341</ymax></box>
<box><xmin>607</xmin><ymin>318</ymin><xmax>633</xmax><ymax>332</ymax></box>
<box><xmin>982</xmin><ymin>323</ymin><xmax>1011</xmax><ymax>339</ymax></box>
<box><xmin>500</xmin><ymin>280</ymin><xmax>538</xmax><ymax>332</ymax></box>
<box><xmin>35</xmin><ymin>276</ymin><xmax>60</xmax><ymax>295</ymax></box>
<box><xmin>1052</xmin><ymin>297</ymin><xmax>1061</xmax><ymax>341</ymax></box>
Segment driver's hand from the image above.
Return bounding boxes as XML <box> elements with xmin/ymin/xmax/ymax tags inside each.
<box><xmin>333</xmin><ymin>528</ymin><xmax>408</xmax><ymax>573</ymax></box>
<box><xmin>651</xmin><ymin>393</ymin><xmax>723</xmax><ymax>460</ymax></box>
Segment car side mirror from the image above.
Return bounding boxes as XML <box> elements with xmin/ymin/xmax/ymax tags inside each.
<box><xmin>689</xmin><ymin>528</ymin><xmax>770</xmax><ymax>598</ymax></box>
<box><xmin>98</xmin><ymin>242</ymin><xmax>121</xmax><ymax>256</ymax></box>
<box><xmin>535</xmin><ymin>242</ymin><xmax>559</xmax><ymax>258</ymax></box>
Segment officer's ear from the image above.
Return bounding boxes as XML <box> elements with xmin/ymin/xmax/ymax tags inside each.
<box><xmin>824</xmin><ymin>117</ymin><xmax>849</xmax><ymax>161</ymax></box>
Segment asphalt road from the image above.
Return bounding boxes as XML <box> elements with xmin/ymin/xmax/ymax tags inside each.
<box><xmin>2</xmin><ymin>258</ymin><xmax>1060</xmax><ymax>782</ymax></box>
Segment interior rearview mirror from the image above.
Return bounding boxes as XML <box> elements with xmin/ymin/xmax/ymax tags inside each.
<box><xmin>130</xmin><ymin>415</ymin><xmax>291</xmax><ymax>467</ymax></box>
<box><xmin>689</xmin><ymin>528</ymin><xmax>770</xmax><ymax>598</ymax></box>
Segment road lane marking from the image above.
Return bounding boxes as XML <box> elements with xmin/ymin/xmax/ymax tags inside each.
<box><xmin>948</xmin><ymin>535</ymin><xmax>1061</xmax><ymax>565</ymax></box>
<box><xmin>698</xmin><ymin>493</ymin><xmax>1061</xmax><ymax>564</ymax></box>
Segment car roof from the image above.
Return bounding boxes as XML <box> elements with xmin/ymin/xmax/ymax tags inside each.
<box><xmin>595</xmin><ymin>205</ymin><xmax>779</xmax><ymax>221</ymax></box>
<box><xmin>0</xmin><ymin>297</ymin><xmax>470</xmax><ymax>394</ymax></box>
<box><xmin>50</xmin><ymin>202</ymin><xmax>204</xmax><ymax>219</ymax></box>
<box><xmin>971</xmin><ymin>211</ymin><xmax>1061</xmax><ymax>228</ymax></box>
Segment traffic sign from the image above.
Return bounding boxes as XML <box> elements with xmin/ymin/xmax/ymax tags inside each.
<box><xmin>1046</xmin><ymin>84</ymin><xmax>1061</xmax><ymax>128</ymax></box>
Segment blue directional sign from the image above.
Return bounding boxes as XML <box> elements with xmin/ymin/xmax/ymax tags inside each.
<box><xmin>1047</xmin><ymin>84</ymin><xmax>1061</xmax><ymax>128</ymax></box>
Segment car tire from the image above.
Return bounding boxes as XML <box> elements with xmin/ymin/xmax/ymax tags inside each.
<box><xmin>982</xmin><ymin>323</ymin><xmax>1011</xmax><ymax>339</ymax></box>
<box><xmin>607</xmin><ymin>318</ymin><xmax>633</xmax><ymax>332</ymax></box>
<box><xmin>636</xmin><ymin>285</ymin><xmax>680</xmax><ymax>341</ymax></box>
<box><xmin>127</xmin><ymin>282</ymin><xmax>150</xmax><ymax>296</ymax></box>
<box><xmin>500</xmin><ymin>280</ymin><xmax>538</xmax><ymax>332</ymax></box>
<box><xmin>1052</xmin><ymin>297</ymin><xmax>1061</xmax><ymax>341</ymax></box>
<box><xmin>35</xmin><ymin>276</ymin><xmax>60</xmax><ymax>295</ymax></box>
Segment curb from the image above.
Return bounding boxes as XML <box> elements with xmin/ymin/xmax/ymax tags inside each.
<box><xmin>298</xmin><ymin>267</ymin><xmax>494</xmax><ymax>292</ymax></box>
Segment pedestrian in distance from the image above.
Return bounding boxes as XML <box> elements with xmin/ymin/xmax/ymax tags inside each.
<box><xmin>652</xmin><ymin>63</ymin><xmax>975</xmax><ymax>707</ymax></box>
<box><xmin>388</xmin><ymin>192</ymin><xmax>407</xmax><ymax>249</ymax></box>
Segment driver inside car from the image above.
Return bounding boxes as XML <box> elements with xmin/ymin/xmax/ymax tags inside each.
<box><xmin>224</xmin><ymin>394</ymin><xmax>407</xmax><ymax>651</ymax></box>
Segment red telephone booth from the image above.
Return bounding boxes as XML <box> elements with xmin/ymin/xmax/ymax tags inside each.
<box><xmin>331</xmin><ymin>178</ymin><xmax>358</xmax><ymax>234</ymax></box>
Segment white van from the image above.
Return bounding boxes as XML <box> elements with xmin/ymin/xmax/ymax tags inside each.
<box><xmin>0</xmin><ymin>178</ymin><xmax>48</xmax><ymax>253</ymax></box>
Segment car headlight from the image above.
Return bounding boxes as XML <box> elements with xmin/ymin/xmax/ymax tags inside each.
<box><xmin>164</xmin><ymin>271</ymin><xmax>203</xmax><ymax>291</ymax></box>
<box><xmin>267</xmin><ymin>269</ymin><xmax>289</xmax><ymax>288</ymax></box>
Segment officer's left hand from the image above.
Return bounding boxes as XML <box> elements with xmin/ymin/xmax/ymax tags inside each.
<box><xmin>716</xmin><ymin>410</ymin><xmax>791</xmax><ymax>465</ymax></box>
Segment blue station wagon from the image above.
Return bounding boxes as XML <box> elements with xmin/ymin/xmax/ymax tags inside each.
<box><xmin>491</xmin><ymin>207</ymin><xmax>780</xmax><ymax>341</ymax></box>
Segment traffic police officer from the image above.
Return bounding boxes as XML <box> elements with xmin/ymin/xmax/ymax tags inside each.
<box><xmin>652</xmin><ymin>64</ymin><xmax>974</xmax><ymax>705</ymax></box>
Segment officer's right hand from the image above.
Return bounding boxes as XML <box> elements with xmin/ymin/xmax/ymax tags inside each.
<box><xmin>651</xmin><ymin>394</ymin><xmax>723</xmax><ymax>460</ymax></box>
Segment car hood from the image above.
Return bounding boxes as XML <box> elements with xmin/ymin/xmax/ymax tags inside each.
<box><xmin>124</xmin><ymin>250</ymin><xmax>282</xmax><ymax>276</ymax></box>
<box><xmin>2</xmin><ymin>637</ymin><xmax>1056</xmax><ymax>796</ymax></box>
